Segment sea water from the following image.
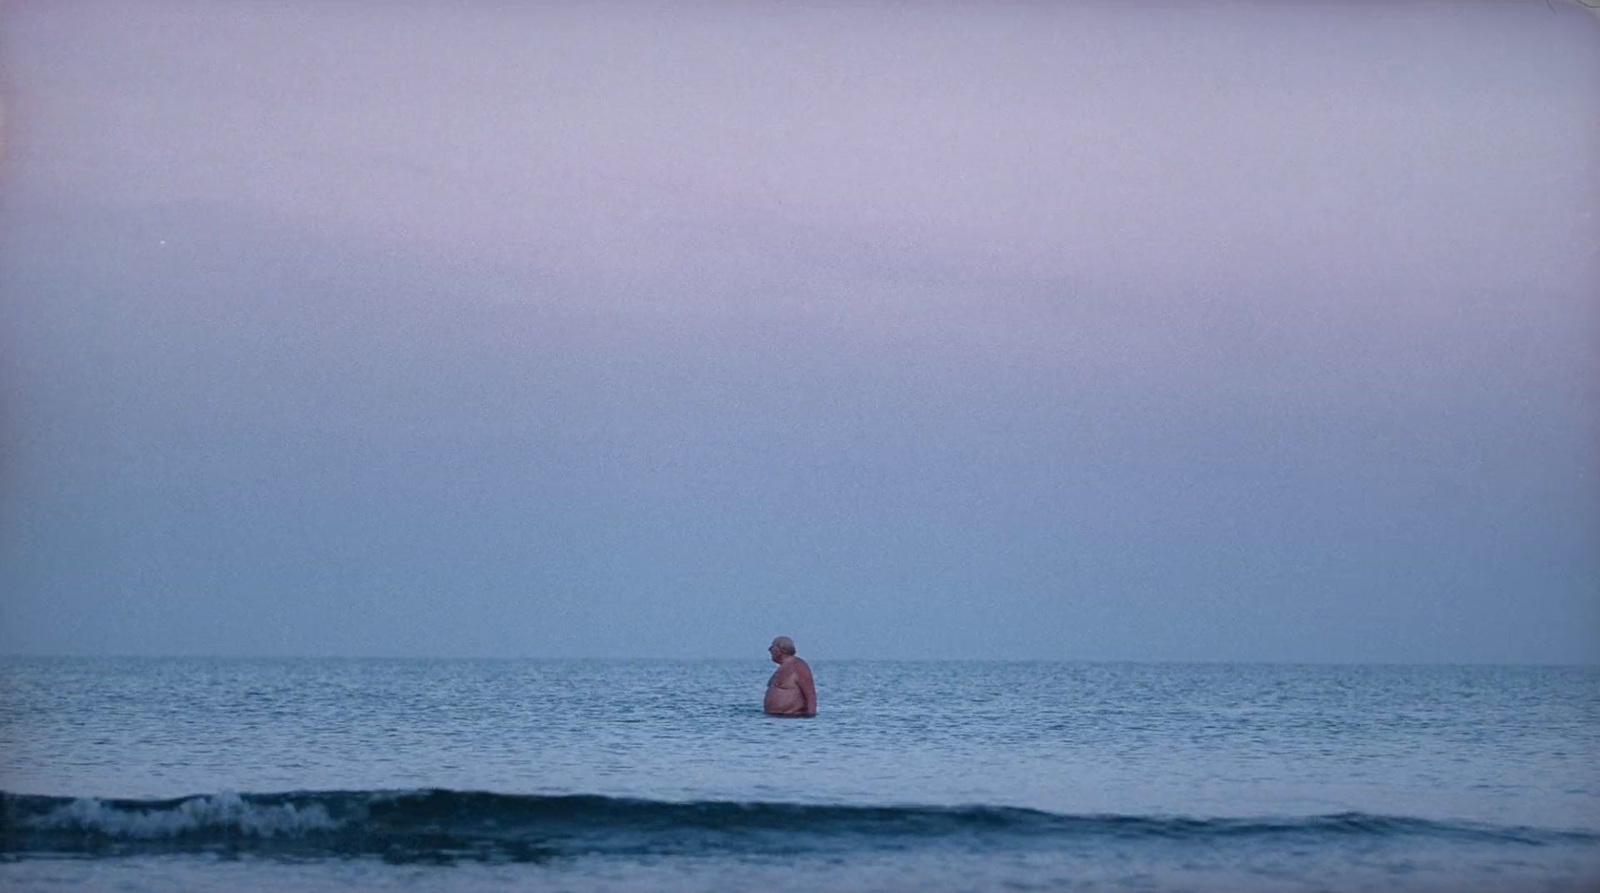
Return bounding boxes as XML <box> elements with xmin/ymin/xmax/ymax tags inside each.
<box><xmin>1</xmin><ymin>657</ymin><xmax>1597</xmax><ymax>892</ymax></box>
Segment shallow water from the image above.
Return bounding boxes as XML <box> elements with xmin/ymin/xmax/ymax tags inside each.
<box><xmin>2</xmin><ymin>658</ymin><xmax>1597</xmax><ymax>891</ymax></box>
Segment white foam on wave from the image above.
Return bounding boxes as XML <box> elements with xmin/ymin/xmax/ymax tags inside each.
<box><xmin>33</xmin><ymin>793</ymin><xmax>342</xmax><ymax>839</ymax></box>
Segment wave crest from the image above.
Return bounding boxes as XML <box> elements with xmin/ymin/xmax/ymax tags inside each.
<box><xmin>25</xmin><ymin>792</ymin><xmax>340</xmax><ymax>840</ymax></box>
<box><xmin>3</xmin><ymin>789</ymin><xmax>1592</xmax><ymax>863</ymax></box>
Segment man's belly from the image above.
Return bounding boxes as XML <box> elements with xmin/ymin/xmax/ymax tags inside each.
<box><xmin>764</xmin><ymin>685</ymin><xmax>805</xmax><ymax>714</ymax></box>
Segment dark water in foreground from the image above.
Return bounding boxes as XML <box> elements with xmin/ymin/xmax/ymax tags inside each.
<box><xmin>2</xmin><ymin>658</ymin><xmax>1597</xmax><ymax>891</ymax></box>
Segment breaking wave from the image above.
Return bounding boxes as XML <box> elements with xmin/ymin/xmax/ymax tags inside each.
<box><xmin>3</xmin><ymin>789</ymin><xmax>1594</xmax><ymax>863</ymax></box>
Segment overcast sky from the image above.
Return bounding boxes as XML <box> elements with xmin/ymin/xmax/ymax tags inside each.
<box><xmin>1</xmin><ymin>0</ymin><xmax>1596</xmax><ymax>662</ymax></box>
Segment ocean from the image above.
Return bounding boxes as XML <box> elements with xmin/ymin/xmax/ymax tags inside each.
<box><xmin>1</xmin><ymin>657</ymin><xmax>1596</xmax><ymax>892</ymax></box>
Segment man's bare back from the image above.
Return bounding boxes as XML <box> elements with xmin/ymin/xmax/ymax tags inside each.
<box><xmin>763</xmin><ymin>636</ymin><xmax>816</xmax><ymax>717</ymax></box>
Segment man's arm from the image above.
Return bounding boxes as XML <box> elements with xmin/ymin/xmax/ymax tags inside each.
<box><xmin>798</xmin><ymin>663</ymin><xmax>818</xmax><ymax>717</ymax></box>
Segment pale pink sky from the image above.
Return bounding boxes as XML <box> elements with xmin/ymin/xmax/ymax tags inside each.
<box><xmin>1</xmin><ymin>0</ymin><xmax>1597</xmax><ymax>661</ymax></box>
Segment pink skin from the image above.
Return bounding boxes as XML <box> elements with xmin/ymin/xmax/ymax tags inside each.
<box><xmin>763</xmin><ymin>639</ymin><xmax>817</xmax><ymax>717</ymax></box>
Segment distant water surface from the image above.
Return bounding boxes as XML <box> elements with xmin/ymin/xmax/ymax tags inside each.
<box><xmin>2</xmin><ymin>658</ymin><xmax>1596</xmax><ymax>891</ymax></box>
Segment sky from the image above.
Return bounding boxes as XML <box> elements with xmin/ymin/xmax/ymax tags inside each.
<box><xmin>1</xmin><ymin>0</ymin><xmax>1596</xmax><ymax>663</ymax></box>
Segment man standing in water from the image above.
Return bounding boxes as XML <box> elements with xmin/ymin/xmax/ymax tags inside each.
<box><xmin>763</xmin><ymin>636</ymin><xmax>817</xmax><ymax>717</ymax></box>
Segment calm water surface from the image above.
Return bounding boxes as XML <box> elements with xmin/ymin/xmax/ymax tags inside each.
<box><xmin>2</xmin><ymin>658</ymin><xmax>1597</xmax><ymax>891</ymax></box>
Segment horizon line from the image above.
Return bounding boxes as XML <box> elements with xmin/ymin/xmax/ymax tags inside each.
<box><xmin>2</xmin><ymin>651</ymin><xmax>1595</xmax><ymax>669</ymax></box>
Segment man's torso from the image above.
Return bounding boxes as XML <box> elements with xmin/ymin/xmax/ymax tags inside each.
<box><xmin>763</xmin><ymin>658</ymin><xmax>809</xmax><ymax>715</ymax></box>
